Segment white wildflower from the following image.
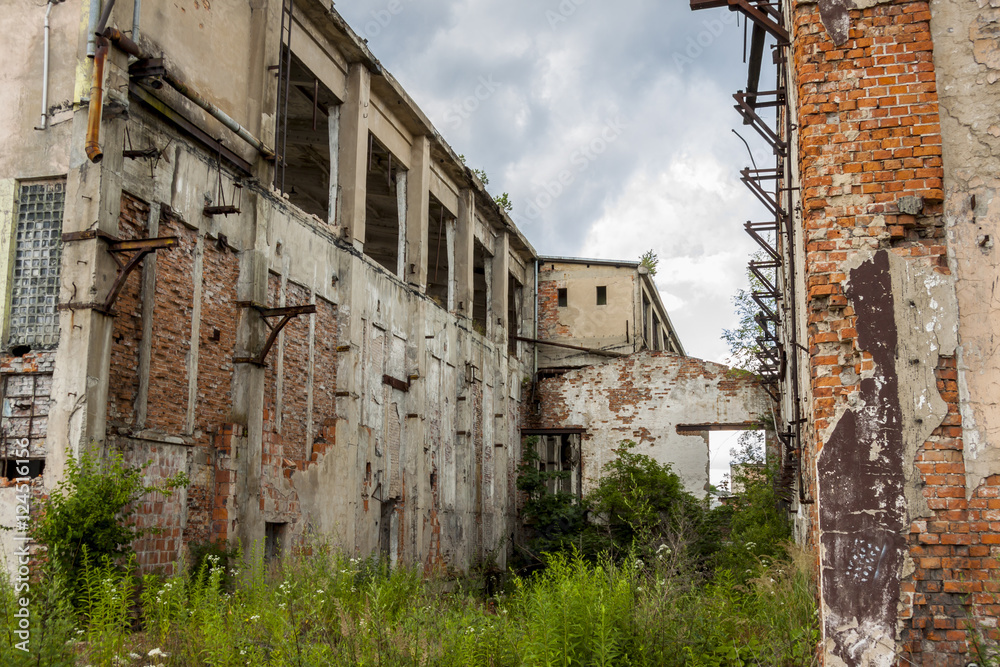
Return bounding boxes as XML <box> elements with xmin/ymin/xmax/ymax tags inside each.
<box><xmin>147</xmin><ymin>647</ymin><xmax>168</xmax><ymax>658</ymax></box>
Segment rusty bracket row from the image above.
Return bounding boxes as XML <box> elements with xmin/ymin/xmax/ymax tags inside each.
<box><xmin>741</xmin><ymin>168</ymin><xmax>787</xmax><ymax>221</ymax></box>
<box><xmin>690</xmin><ymin>0</ymin><xmax>789</xmax><ymax>43</ymax></box>
<box><xmin>734</xmin><ymin>90</ymin><xmax>787</xmax><ymax>157</ymax></box>
<box><xmin>59</xmin><ymin>231</ymin><xmax>178</xmax><ymax>315</ymax></box>
<box><xmin>233</xmin><ymin>302</ymin><xmax>316</xmax><ymax>367</ymax></box>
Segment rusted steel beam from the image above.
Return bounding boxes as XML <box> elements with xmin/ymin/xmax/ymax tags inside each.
<box><xmin>513</xmin><ymin>336</ymin><xmax>628</xmax><ymax>358</ymax></box>
<box><xmin>234</xmin><ymin>304</ymin><xmax>317</xmax><ymax>366</ymax></box>
<box><xmin>691</xmin><ymin>0</ymin><xmax>789</xmax><ymax>43</ymax></box>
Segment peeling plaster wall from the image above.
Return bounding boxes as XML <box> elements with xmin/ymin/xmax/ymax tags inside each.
<box><xmin>929</xmin><ymin>0</ymin><xmax>1000</xmax><ymax>498</ymax></box>
<box><xmin>526</xmin><ymin>353</ymin><xmax>769</xmax><ymax>496</ymax></box>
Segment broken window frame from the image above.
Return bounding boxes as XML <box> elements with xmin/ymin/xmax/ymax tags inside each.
<box><xmin>524</xmin><ymin>431</ymin><xmax>583</xmax><ymax>499</ymax></box>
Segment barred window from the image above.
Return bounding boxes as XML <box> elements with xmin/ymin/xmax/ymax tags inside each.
<box><xmin>9</xmin><ymin>181</ymin><xmax>64</xmax><ymax>349</ymax></box>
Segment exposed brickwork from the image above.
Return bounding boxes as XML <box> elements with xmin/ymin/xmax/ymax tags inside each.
<box><xmin>106</xmin><ymin>194</ymin><xmax>148</xmax><ymax>430</ymax></box>
<box><xmin>144</xmin><ymin>214</ymin><xmax>196</xmax><ymax>436</ymax></box>
<box><xmin>526</xmin><ymin>352</ymin><xmax>768</xmax><ymax>493</ymax></box>
<box><xmin>536</xmin><ymin>278</ymin><xmax>569</xmax><ymax>341</ymax></box>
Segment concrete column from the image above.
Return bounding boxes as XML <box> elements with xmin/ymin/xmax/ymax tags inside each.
<box><xmin>404</xmin><ymin>136</ymin><xmax>430</xmax><ymax>289</ymax></box>
<box><xmin>328</xmin><ymin>106</ymin><xmax>341</xmax><ymax>226</ymax></box>
<box><xmin>492</xmin><ymin>230</ymin><xmax>509</xmax><ymax>345</ymax></box>
<box><xmin>445</xmin><ymin>219</ymin><xmax>456</xmax><ymax>312</ymax></box>
<box><xmin>337</xmin><ymin>64</ymin><xmax>370</xmax><ymax>250</ymax></box>
<box><xmin>47</xmin><ymin>31</ymin><xmax>131</xmax><ymax>480</ymax></box>
<box><xmin>395</xmin><ymin>171</ymin><xmax>407</xmax><ymax>280</ymax></box>
<box><xmin>455</xmin><ymin>189</ymin><xmax>475</xmax><ymax>318</ymax></box>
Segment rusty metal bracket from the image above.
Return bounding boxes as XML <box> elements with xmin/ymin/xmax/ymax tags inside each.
<box><xmin>734</xmin><ymin>90</ymin><xmax>787</xmax><ymax>157</ymax></box>
<box><xmin>740</xmin><ymin>168</ymin><xmax>787</xmax><ymax>221</ymax></box>
<box><xmin>745</xmin><ymin>220</ymin><xmax>781</xmax><ymax>262</ymax></box>
<box><xmin>58</xmin><ymin>233</ymin><xmax>178</xmax><ymax>315</ymax></box>
<box><xmin>690</xmin><ymin>0</ymin><xmax>789</xmax><ymax>44</ymax></box>
<box><xmin>101</xmin><ymin>237</ymin><xmax>178</xmax><ymax>314</ymax></box>
<box><xmin>233</xmin><ymin>302</ymin><xmax>316</xmax><ymax>367</ymax></box>
<box><xmin>383</xmin><ymin>375</ymin><xmax>410</xmax><ymax>392</ymax></box>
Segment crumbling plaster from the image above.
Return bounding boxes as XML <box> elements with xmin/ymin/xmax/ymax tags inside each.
<box><xmin>929</xmin><ymin>0</ymin><xmax>1000</xmax><ymax>496</ymax></box>
<box><xmin>530</xmin><ymin>353</ymin><xmax>769</xmax><ymax>496</ymax></box>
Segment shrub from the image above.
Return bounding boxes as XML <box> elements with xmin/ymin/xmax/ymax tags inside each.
<box><xmin>516</xmin><ymin>438</ymin><xmax>588</xmax><ymax>560</ymax></box>
<box><xmin>31</xmin><ymin>447</ymin><xmax>188</xmax><ymax>600</ymax></box>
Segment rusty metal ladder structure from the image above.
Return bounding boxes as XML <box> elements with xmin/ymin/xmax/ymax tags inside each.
<box><xmin>691</xmin><ymin>0</ymin><xmax>811</xmax><ymax>504</ymax></box>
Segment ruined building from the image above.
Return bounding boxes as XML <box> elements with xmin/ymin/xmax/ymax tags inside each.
<box><xmin>0</xmin><ymin>0</ymin><xmax>771</xmax><ymax>577</ymax></box>
<box><xmin>692</xmin><ymin>0</ymin><xmax>1000</xmax><ymax>663</ymax></box>
<box><xmin>0</xmin><ymin>0</ymin><xmax>539</xmax><ymax>573</ymax></box>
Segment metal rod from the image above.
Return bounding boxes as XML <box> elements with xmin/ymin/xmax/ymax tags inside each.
<box><xmin>514</xmin><ymin>336</ymin><xmax>627</xmax><ymax>358</ymax></box>
<box><xmin>132</xmin><ymin>0</ymin><xmax>141</xmax><ymax>43</ymax></box>
<box><xmin>96</xmin><ymin>0</ymin><xmax>116</xmax><ymax>34</ymax></box>
<box><xmin>87</xmin><ymin>0</ymin><xmax>101</xmax><ymax>57</ymax></box>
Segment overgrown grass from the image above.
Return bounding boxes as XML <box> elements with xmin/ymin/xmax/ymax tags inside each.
<box><xmin>0</xmin><ymin>543</ymin><xmax>818</xmax><ymax>666</ymax></box>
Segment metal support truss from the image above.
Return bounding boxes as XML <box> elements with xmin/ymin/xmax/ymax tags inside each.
<box><xmin>741</xmin><ymin>168</ymin><xmax>787</xmax><ymax>221</ymax></box>
<box><xmin>233</xmin><ymin>302</ymin><xmax>317</xmax><ymax>367</ymax></box>
<box><xmin>59</xmin><ymin>231</ymin><xmax>178</xmax><ymax>315</ymax></box>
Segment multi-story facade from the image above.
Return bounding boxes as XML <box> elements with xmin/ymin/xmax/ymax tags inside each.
<box><xmin>0</xmin><ymin>0</ymin><xmax>537</xmax><ymax>573</ymax></box>
<box><xmin>534</xmin><ymin>256</ymin><xmax>684</xmax><ymax>370</ymax></box>
<box><xmin>693</xmin><ymin>0</ymin><xmax>1000</xmax><ymax>663</ymax></box>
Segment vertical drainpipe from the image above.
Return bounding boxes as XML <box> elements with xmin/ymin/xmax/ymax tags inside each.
<box><xmin>132</xmin><ymin>0</ymin><xmax>141</xmax><ymax>43</ymax></box>
<box><xmin>87</xmin><ymin>0</ymin><xmax>100</xmax><ymax>57</ymax></box>
<box><xmin>85</xmin><ymin>0</ymin><xmax>118</xmax><ymax>163</ymax></box>
<box><xmin>35</xmin><ymin>1</ymin><xmax>55</xmax><ymax>131</ymax></box>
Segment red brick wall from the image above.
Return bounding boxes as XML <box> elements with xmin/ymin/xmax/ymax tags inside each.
<box><xmin>536</xmin><ymin>277</ymin><xmax>569</xmax><ymax>341</ymax></box>
<box><xmin>106</xmin><ymin>194</ymin><xmax>147</xmax><ymax>429</ymax></box>
<box><xmin>144</xmin><ymin>214</ymin><xmax>196</xmax><ymax>435</ymax></box>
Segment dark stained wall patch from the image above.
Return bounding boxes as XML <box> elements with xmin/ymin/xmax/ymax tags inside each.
<box><xmin>818</xmin><ymin>251</ymin><xmax>905</xmax><ymax>663</ymax></box>
<box><xmin>819</xmin><ymin>0</ymin><xmax>853</xmax><ymax>46</ymax></box>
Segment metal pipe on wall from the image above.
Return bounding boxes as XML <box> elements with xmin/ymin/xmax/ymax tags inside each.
<box><xmin>84</xmin><ymin>0</ymin><xmax>117</xmax><ymax>162</ymax></box>
<box><xmin>87</xmin><ymin>0</ymin><xmax>100</xmax><ymax>56</ymax></box>
<box><xmin>36</xmin><ymin>1</ymin><xmax>55</xmax><ymax>131</ymax></box>
<box><xmin>132</xmin><ymin>0</ymin><xmax>141</xmax><ymax>43</ymax></box>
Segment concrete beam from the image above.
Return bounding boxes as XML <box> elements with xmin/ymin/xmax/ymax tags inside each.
<box><xmin>455</xmin><ymin>189</ymin><xmax>475</xmax><ymax>318</ymax></box>
<box><xmin>405</xmin><ymin>136</ymin><xmax>430</xmax><ymax>289</ymax></box>
<box><xmin>337</xmin><ymin>64</ymin><xmax>370</xmax><ymax>249</ymax></box>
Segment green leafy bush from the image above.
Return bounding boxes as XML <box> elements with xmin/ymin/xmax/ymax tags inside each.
<box><xmin>31</xmin><ymin>447</ymin><xmax>188</xmax><ymax>600</ymax></box>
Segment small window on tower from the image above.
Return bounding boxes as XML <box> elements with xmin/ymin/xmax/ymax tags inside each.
<box><xmin>596</xmin><ymin>286</ymin><xmax>607</xmax><ymax>306</ymax></box>
<box><xmin>557</xmin><ymin>288</ymin><xmax>568</xmax><ymax>308</ymax></box>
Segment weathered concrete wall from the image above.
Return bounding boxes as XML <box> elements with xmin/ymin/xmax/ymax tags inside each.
<box><xmin>526</xmin><ymin>353</ymin><xmax>769</xmax><ymax>496</ymax></box>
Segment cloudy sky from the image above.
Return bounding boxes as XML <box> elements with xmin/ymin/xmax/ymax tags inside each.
<box><xmin>335</xmin><ymin>0</ymin><xmax>775</xmax><ymax>365</ymax></box>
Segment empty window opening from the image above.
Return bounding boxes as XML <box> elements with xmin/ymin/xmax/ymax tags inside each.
<box><xmin>364</xmin><ymin>135</ymin><xmax>404</xmax><ymax>274</ymax></box>
<box><xmin>379</xmin><ymin>498</ymin><xmax>399</xmax><ymax>565</ymax></box>
<box><xmin>273</xmin><ymin>51</ymin><xmax>339</xmax><ymax>221</ymax></box>
<box><xmin>596</xmin><ymin>285</ymin><xmax>607</xmax><ymax>306</ymax></box>
<box><xmin>426</xmin><ymin>195</ymin><xmax>454</xmax><ymax>309</ymax></box>
<box><xmin>472</xmin><ymin>240</ymin><xmax>490</xmax><ymax>335</ymax></box>
<box><xmin>557</xmin><ymin>288</ymin><xmax>568</xmax><ymax>308</ymax></box>
<box><xmin>9</xmin><ymin>181</ymin><xmax>64</xmax><ymax>350</ymax></box>
<box><xmin>652</xmin><ymin>314</ymin><xmax>661</xmax><ymax>351</ymax></box>
<box><xmin>508</xmin><ymin>274</ymin><xmax>523</xmax><ymax>356</ymax></box>
<box><xmin>708</xmin><ymin>429</ymin><xmax>766</xmax><ymax>498</ymax></box>
<box><xmin>527</xmin><ymin>433</ymin><xmax>582</xmax><ymax>498</ymax></box>
<box><xmin>264</xmin><ymin>522</ymin><xmax>287</xmax><ymax>561</ymax></box>
<box><xmin>0</xmin><ymin>459</ymin><xmax>44</xmax><ymax>480</ymax></box>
